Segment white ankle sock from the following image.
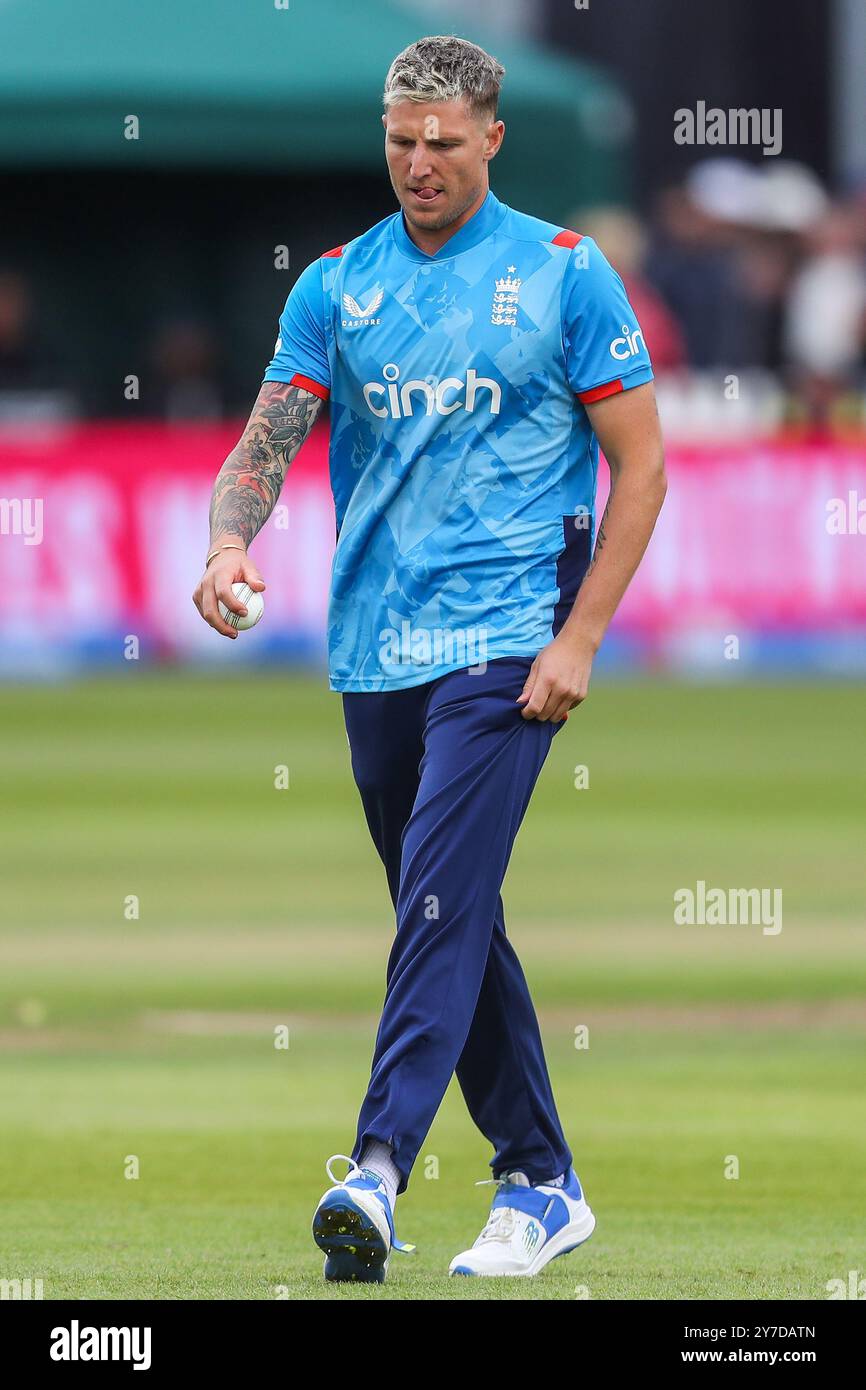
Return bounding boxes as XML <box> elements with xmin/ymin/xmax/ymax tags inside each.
<box><xmin>359</xmin><ymin>1140</ymin><xmax>400</xmax><ymax>1209</ymax></box>
<box><xmin>502</xmin><ymin>1169</ymin><xmax>567</xmax><ymax>1188</ymax></box>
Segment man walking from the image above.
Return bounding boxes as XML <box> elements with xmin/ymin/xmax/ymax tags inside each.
<box><xmin>194</xmin><ymin>34</ymin><xmax>666</xmax><ymax>1282</ymax></box>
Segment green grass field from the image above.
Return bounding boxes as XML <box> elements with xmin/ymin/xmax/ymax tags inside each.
<box><xmin>1</xmin><ymin>672</ymin><xmax>864</xmax><ymax>1299</ymax></box>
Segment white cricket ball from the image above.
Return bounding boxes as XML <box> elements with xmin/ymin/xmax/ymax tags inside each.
<box><xmin>219</xmin><ymin>582</ymin><xmax>264</xmax><ymax>631</ymax></box>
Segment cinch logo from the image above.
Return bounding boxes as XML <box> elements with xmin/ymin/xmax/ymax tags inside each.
<box><xmin>609</xmin><ymin>324</ymin><xmax>645</xmax><ymax>361</ymax></box>
<box><xmin>362</xmin><ymin>363</ymin><xmax>502</xmax><ymax>419</ymax></box>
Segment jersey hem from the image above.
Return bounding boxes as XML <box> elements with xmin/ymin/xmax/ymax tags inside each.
<box><xmin>329</xmin><ymin>641</ymin><xmax>544</xmax><ymax>693</ymax></box>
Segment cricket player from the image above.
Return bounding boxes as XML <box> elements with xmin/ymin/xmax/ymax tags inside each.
<box><xmin>194</xmin><ymin>35</ymin><xmax>666</xmax><ymax>1282</ymax></box>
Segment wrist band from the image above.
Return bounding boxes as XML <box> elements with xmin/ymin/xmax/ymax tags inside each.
<box><xmin>206</xmin><ymin>543</ymin><xmax>247</xmax><ymax>568</ymax></box>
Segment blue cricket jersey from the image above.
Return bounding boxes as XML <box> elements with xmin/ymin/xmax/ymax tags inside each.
<box><xmin>263</xmin><ymin>189</ymin><xmax>653</xmax><ymax>692</ymax></box>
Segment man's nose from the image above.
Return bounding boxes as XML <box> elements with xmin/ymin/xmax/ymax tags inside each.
<box><xmin>408</xmin><ymin>144</ymin><xmax>433</xmax><ymax>179</ymax></box>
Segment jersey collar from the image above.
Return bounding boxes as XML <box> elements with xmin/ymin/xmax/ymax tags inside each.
<box><xmin>391</xmin><ymin>189</ymin><xmax>507</xmax><ymax>263</ymax></box>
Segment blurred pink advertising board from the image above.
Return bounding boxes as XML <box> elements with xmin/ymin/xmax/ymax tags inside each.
<box><xmin>0</xmin><ymin>423</ymin><xmax>864</xmax><ymax>673</ymax></box>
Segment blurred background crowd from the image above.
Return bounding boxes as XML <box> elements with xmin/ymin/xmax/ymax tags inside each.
<box><xmin>3</xmin><ymin>162</ymin><xmax>865</xmax><ymax>433</ymax></box>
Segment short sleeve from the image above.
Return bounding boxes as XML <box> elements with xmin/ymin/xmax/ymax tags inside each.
<box><xmin>262</xmin><ymin>258</ymin><xmax>330</xmax><ymax>398</ymax></box>
<box><xmin>562</xmin><ymin>236</ymin><xmax>653</xmax><ymax>404</ymax></box>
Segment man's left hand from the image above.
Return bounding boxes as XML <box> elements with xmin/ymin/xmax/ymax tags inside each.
<box><xmin>516</xmin><ymin>632</ymin><xmax>595</xmax><ymax>723</ymax></box>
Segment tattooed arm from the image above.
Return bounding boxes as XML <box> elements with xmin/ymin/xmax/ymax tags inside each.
<box><xmin>193</xmin><ymin>381</ymin><xmax>325</xmax><ymax>637</ymax></box>
<box><xmin>518</xmin><ymin>381</ymin><xmax>666</xmax><ymax>722</ymax></box>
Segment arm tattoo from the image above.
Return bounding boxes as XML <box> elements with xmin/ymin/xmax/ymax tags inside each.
<box><xmin>209</xmin><ymin>381</ymin><xmax>325</xmax><ymax>547</ymax></box>
<box><xmin>585</xmin><ymin>492</ymin><xmax>612</xmax><ymax>579</ymax></box>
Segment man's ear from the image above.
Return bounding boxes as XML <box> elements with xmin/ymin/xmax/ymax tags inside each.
<box><xmin>381</xmin><ymin>113</ymin><xmax>388</xmax><ymax>130</ymax></box>
<box><xmin>484</xmin><ymin>119</ymin><xmax>505</xmax><ymax>161</ymax></box>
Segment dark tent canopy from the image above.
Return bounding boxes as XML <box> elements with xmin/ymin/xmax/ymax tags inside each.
<box><xmin>0</xmin><ymin>0</ymin><xmax>632</xmax><ymax>219</ymax></box>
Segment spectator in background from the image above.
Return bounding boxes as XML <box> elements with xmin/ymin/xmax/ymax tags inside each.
<box><xmin>648</xmin><ymin>159</ymin><xmax>827</xmax><ymax>373</ymax></box>
<box><xmin>0</xmin><ymin>271</ymin><xmax>63</xmax><ymax>389</ymax></box>
<box><xmin>0</xmin><ymin>270</ymin><xmax>79</xmax><ymax>422</ymax></box>
<box><xmin>647</xmin><ymin>170</ymin><xmax>755</xmax><ymax>369</ymax></box>
<box><xmin>148</xmin><ymin>318</ymin><xmax>224</xmax><ymax>422</ymax></box>
<box><xmin>574</xmin><ymin>207</ymin><xmax>687</xmax><ymax>371</ymax></box>
<box><xmin>784</xmin><ymin>202</ymin><xmax>866</xmax><ymax>425</ymax></box>
<box><xmin>0</xmin><ymin>271</ymin><xmax>44</xmax><ymax>390</ymax></box>
<box><xmin>741</xmin><ymin>162</ymin><xmax>831</xmax><ymax>374</ymax></box>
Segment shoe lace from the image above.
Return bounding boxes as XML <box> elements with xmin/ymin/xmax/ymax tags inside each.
<box><xmin>473</xmin><ymin>1175</ymin><xmax>528</xmax><ymax>1244</ymax></box>
<box><xmin>476</xmin><ymin>1206</ymin><xmax>516</xmax><ymax>1244</ymax></box>
<box><xmin>325</xmin><ymin>1153</ymin><xmax>363</xmax><ymax>1185</ymax></box>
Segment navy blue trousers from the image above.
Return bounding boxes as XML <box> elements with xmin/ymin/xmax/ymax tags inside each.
<box><xmin>342</xmin><ymin>656</ymin><xmax>572</xmax><ymax>1194</ymax></box>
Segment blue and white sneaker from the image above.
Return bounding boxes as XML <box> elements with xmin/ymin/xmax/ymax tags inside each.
<box><xmin>312</xmin><ymin>1154</ymin><xmax>416</xmax><ymax>1283</ymax></box>
<box><xmin>449</xmin><ymin>1168</ymin><xmax>595</xmax><ymax>1277</ymax></box>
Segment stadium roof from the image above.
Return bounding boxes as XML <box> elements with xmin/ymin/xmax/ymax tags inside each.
<box><xmin>0</xmin><ymin>0</ymin><xmax>632</xmax><ymax>217</ymax></box>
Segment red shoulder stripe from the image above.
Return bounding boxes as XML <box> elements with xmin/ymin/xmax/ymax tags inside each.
<box><xmin>290</xmin><ymin>372</ymin><xmax>330</xmax><ymax>401</ymax></box>
<box><xmin>322</xmin><ymin>244</ymin><xmax>344</xmax><ymax>259</ymax></box>
<box><xmin>551</xmin><ymin>229</ymin><xmax>583</xmax><ymax>249</ymax></box>
<box><xmin>577</xmin><ymin>379</ymin><xmax>623</xmax><ymax>405</ymax></box>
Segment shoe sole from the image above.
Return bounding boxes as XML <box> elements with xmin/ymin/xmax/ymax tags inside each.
<box><xmin>450</xmin><ymin>1204</ymin><xmax>596</xmax><ymax>1278</ymax></box>
<box><xmin>313</xmin><ymin>1190</ymin><xmax>389</xmax><ymax>1284</ymax></box>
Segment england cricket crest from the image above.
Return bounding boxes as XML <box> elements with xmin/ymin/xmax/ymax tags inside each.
<box><xmin>490</xmin><ymin>266</ymin><xmax>521</xmax><ymax>326</ymax></box>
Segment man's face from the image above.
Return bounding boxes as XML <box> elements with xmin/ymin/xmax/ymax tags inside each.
<box><xmin>382</xmin><ymin>98</ymin><xmax>504</xmax><ymax>233</ymax></box>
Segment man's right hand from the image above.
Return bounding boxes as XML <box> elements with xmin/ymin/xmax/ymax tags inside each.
<box><xmin>192</xmin><ymin>544</ymin><xmax>266</xmax><ymax>639</ymax></box>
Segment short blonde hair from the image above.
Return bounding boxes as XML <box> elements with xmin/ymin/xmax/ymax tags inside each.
<box><xmin>383</xmin><ymin>35</ymin><xmax>505</xmax><ymax>123</ymax></box>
